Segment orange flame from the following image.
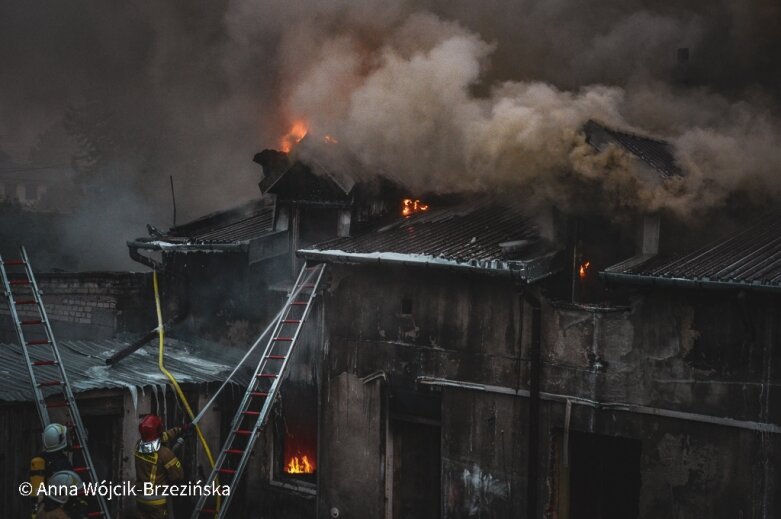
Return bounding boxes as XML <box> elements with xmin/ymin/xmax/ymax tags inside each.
<box><xmin>280</xmin><ymin>121</ymin><xmax>309</xmax><ymax>152</ymax></box>
<box><xmin>578</xmin><ymin>261</ymin><xmax>591</xmax><ymax>280</ymax></box>
<box><xmin>402</xmin><ymin>198</ymin><xmax>429</xmax><ymax>217</ymax></box>
<box><xmin>323</xmin><ymin>134</ymin><xmax>339</xmax><ymax>144</ymax></box>
<box><xmin>286</xmin><ymin>455</ymin><xmax>315</xmax><ymax>474</ymax></box>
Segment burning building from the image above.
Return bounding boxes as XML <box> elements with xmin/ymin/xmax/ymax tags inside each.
<box><xmin>120</xmin><ymin>119</ymin><xmax>781</xmax><ymax>518</ymax></box>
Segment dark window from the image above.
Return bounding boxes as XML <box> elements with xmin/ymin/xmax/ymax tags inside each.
<box><xmin>552</xmin><ymin>431</ymin><xmax>642</xmax><ymax>519</ymax></box>
<box><xmin>401</xmin><ymin>298</ymin><xmax>413</xmax><ymax>315</ymax></box>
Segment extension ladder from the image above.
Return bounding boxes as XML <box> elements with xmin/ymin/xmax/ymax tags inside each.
<box><xmin>191</xmin><ymin>263</ymin><xmax>325</xmax><ymax>518</ymax></box>
<box><xmin>0</xmin><ymin>247</ymin><xmax>111</xmax><ymax>518</ymax></box>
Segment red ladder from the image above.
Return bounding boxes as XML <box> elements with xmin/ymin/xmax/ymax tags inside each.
<box><xmin>190</xmin><ymin>263</ymin><xmax>325</xmax><ymax>518</ymax></box>
<box><xmin>0</xmin><ymin>247</ymin><xmax>111</xmax><ymax>518</ymax></box>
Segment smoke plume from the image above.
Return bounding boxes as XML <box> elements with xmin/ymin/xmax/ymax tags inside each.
<box><xmin>1</xmin><ymin>0</ymin><xmax>780</xmax><ymax>266</ymax></box>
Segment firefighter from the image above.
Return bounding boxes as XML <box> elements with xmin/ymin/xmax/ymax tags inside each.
<box><xmin>30</xmin><ymin>424</ymin><xmax>73</xmax><ymax>517</ymax></box>
<box><xmin>36</xmin><ymin>470</ymin><xmax>81</xmax><ymax>519</ymax></box>
<box><xmin>134</xmin><ymin>414</ymin><xmax>191</xmax><ymax>519</ymax></box>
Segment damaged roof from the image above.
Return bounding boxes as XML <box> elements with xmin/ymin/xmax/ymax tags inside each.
<box><xmin>602</xmin><ymin>215</ymin><xmax>781</xmax><ymax>292</ymax></box>
<box><xmin>584</xmin><ymin>119</ymin><xmax>681</xmax><ymax>178</ymax></box>
<box><xmin>299</xmin><ymin>200</ymin><xmax>560</xmax><ymax>281</ymax></box>
<box><xmin>129</xmin><ymin>199</ymin><xmax>277</xmax><ymax>252</ymax></box>
<box><xmin>0</xmin><ymin>337</ymin><xmax>250</xmax><ymax>402</ymax></box>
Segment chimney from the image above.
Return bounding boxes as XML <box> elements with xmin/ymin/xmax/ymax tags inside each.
<box><xmin>637</xmin><ymin>214</ymin><xmax>660</xmax><ymax>256</ymax></box>
<box><xmin>673</xmin><ymin>47</ymin><xmax>692</xmax><ymax>86</ymax></box>
<box><xmin>337</xmin><ymin>209</ymin><xmax>352</xmax><ymax>237</ymax></box>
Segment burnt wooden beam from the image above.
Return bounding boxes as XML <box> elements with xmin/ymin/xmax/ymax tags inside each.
<box><xmin>105</xmin><ymin>313</ymin><xmax>184</xmax><ymax>366</ymax></box>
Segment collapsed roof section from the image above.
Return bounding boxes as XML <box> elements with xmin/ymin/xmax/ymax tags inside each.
<box><xmin>299</xmin><ymin>199</ymin><xmax>561</xmax><ymax>281</ymax></box>
<box><xmin>254</xmin><ymin>148</ymin><xmax>355</xmax><ymax>206</ymax></box>
<box><xmin>583</xmin><ymin>119</ymin><xmax>682</xmax><ymax>178</ymax></box>
<box><xmin>128</xmin><ymin>198</ymin><xmax>280</xmax><ymax>258</ymax></box>
<box><xmin>0</xmin><ymin>337</ymin><xmax>249</xmax><ymax>402</ymax></box>
<box><xmin>602</xmin><ymin>215</ymin><xmax>781</xmax><ymax>293</ymax></box>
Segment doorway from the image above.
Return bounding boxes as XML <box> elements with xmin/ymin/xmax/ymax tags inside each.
<box><xmin>391</xmin><ymin>420</ymin><xmax>441</xmax><ymax>519</ymax></box>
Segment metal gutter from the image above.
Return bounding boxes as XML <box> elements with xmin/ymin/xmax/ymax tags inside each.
<box><xmin>417</xmin><ymin>376</ymin><xmax>781</xmax><ymax>434</ymax></box>
<box><xmin>298</xmin><ymin>249</ymin><xmax>560</xmax><ymax>282</ymax></box>
<box><xmin>128</xmin><ymin>243</ymin><xmax>163</xmax><ymax>270</ymax></box>
<box><xmin>600</xmin><ymin>270</ymin><xmax>781</xmax><ymax>295</ymax></box>
<box><xmin>127</xmin><ymin>239</ymin><xmax>248</xmax><ymax>253</ymax></box>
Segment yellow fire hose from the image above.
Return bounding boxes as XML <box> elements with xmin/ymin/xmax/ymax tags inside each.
<box><xmin>153</xmin><ymin>271</ymin><xmax>220</xmax><ymax>512</ymax></box>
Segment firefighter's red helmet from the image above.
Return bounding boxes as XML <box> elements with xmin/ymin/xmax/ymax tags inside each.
<box><xmin>139</xmin><ymin>414</ymin><xmax>164</xmax><ymax>442</ymax></box>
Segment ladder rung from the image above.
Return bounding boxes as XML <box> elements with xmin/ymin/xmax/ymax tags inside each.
<box><xmin>38</xmin><ymin>380</ymin><xmax>62</xmax><ymax>387</ymax></box>
<box><xmin>290</xmin><ymin>301</ymin><xmax>308</xmax><ymax>305</ymax></box>
<box><xmin>3</xmin><ymin>259</ymin><xmax>24</xmax><ymax>266</ymax></box>
<box><xmin>242</xmin><ymin>411</ymin><xmax>260</xmax><ymax>416</ymax></box>
<box><xmin>234</xmin><ymin>429</ymin><xmax>252</xmax><ymax>435</ymax></box>
<box><xmin>73</xmin><ymin>466</ymin><xmax>89</xmax><ymax>473</ymax></box>
<box><xmin>9</xmin><ymin>279</ymin><xmax>31</xmax><ymax>285</ymax></box>
<box><xmin>27</xmin><ymin>340</ymin><xmax>51</xmax><ymax>346</ymax></box>
<box><xmin>72</xmin><ymin>444</ymin><xmax>82</xmax><ymax>450</ymax></box>
<box><xmin>13</xmin><ymin>299</ymin><xmax>37</xmax><ymax>305</ymax></box>
<box><xmin>218</xmin><ymin>468</ymin><xmax>237</xmax><ymax>475</ymax></box>
<box><xmin>299</xmin><ymin>283</ymin><xmax>316</xmax><ymax>288</ymax></box>
<box><xmin>46</xmin><ymin>400</ymin><xmax>70</xmax><ymax>408</ymax></box>
<box><xmin>20</xmin><ymin>319</ymin><xmax>43</xmax><ymax>325</ymax></box>
<box><xmin>266</xmin><ymin>355</ymin><xmax>286</xmax><ymax>360</ymax></box>
<box><xmin>33</xmin><ymin>359</ymin><xmax>57</xmax><ymax>365</ymax></box>
<box><xmin>257</xmin><ymin>373</ymin><xmax>277</xmax><ymax>378</ymax></box>
<box><xmin>272</xmin><ymin>337</ymin><xmax>293</xmax><ymax>341</ymax></box>
<box><xmin>250</xmin><ymin>391</ymin><xmax>269</xmax><ymax>397</ymax></box>
<box><xmin>281</xmin><ymin>319</ymin><xmax>301</xmax><ymax>324</ymax></box>
<box><xmin>200</xmin><ymin>509</ymin><xmax>217</xmax><ymax>515</ymax></box>
<box><xmin>226</xmin><ymin>449</ymin><xmax>244</xmax><ymax>454</ymax></box>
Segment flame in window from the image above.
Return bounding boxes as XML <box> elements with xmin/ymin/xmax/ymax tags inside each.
<box><xmin>323</xmin><ymin>134</ymin><xmax>339</xmax><ymax>144</ymax></box>
<box><xmin>578</xmin><ymin>261</ymin><xmax>591</xmax><ymax>280</ymax></box>
<box><xmin>280</xmin><ymin>120</ymin><xmax>309</xmax><ymax>152</ymax></box>
<box><xmin>402</xmin><ymin>198</ymin><xmax>429</xmax><ymax>217</ymax></box>
<box><xmin>286</xmin><ymin>454</ymin><xmax>315</xmax><ymax>474</ymax></box>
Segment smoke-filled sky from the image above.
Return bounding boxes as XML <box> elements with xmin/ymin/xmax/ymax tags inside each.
<box><xmin>1</xmin><ymin>0</ymin><xmax>780</xmax><ymax>267</ymax></box>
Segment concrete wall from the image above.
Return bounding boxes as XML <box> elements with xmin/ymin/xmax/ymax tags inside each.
<box><xmin>317</xmin><ymin>264</ymin><xmax>526</xmax><ymax>519</ymax></box>
<box><xmin>538</xmin><ymin>292</ymin><xmax>779</xmax><ymax>519</ymax></box>
<box><xmin>313</xmin><ymin>263</ymin><xmax>780</xmax><ymax>519</ymax></box>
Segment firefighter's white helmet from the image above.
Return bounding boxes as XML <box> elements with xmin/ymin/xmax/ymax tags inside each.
<box><xmin>42</xmin><ymin>423</ymin><xmax>68</xmax><ymax>452</ymax></box>
<box><xmin>47</xmin><ymin>470</ymin><xmax>82</xmax><ymax>504</ymax></box>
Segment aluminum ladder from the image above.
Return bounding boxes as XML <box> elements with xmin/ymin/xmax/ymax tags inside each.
<box><xmin>0</xmin><ymin>247</ymin><xmax>111</xmax><ymax>518</ymax></box>
<box><xmin>191</xmin><ymin>263</ymin><xmax>325</xmax><ymax>518</ymax></box>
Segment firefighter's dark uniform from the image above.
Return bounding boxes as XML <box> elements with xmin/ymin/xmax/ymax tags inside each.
<box><xmin>134</xmin><ymin>427</ymin><xmax>184</xmax><ymax>519</ymax></box>
<box><xmin>30</xmin><ymin>451</ymin><xmax>72</xmax><ymax>517</ymax></box>
<box><xmin>36</xmin><ymin>499</ymin><xmax>72</xmax><ymax>519</ymax></box>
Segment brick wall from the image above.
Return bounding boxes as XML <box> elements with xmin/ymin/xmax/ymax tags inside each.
<box><xmin>0</xmin><ymin>272</ymin><xmax>155</xmax><ymax>342</ymax></box>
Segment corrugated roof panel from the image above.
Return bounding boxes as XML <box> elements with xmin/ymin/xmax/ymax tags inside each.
<box><xmin>300</xmin><ymin>199</ymin><xmax>561</xmax><ymax>280</ymax></box>
<box><xmin>603</xmin><ymin>215</ymin><xmax>781</xmax><ymax>291</ymax></box>
<box><xmin>309</xmin><ymin>202</ymin><xmax>539</xmax><ymax>262</ymax></box>
<box><xmin>164</xmin><ymin>199</ymin><xmax>276</xmax><ymax>244</ymax></box>
<box><xmin>584</xmin><ymin>120</ymin><xmax>681</xmax><ymax>178</ymax></box>
<box><xmin>0</xmin><ymin>338</ymin><xmax>250</xmax><ymax>402</ymax></box>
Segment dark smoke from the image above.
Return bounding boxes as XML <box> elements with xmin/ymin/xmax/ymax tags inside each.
<box><xmin>0</xmin><ymin>1</ymin><xmax>780</xmax><ymax>267</ymax></box>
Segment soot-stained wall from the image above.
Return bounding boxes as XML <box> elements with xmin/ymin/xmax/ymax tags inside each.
<box><xmin>316</xmin><ymin>264</ymin><xmax>527</xmax><ymax>519</ymax></box>
<box><xmin>539</xmin><ymin>291</ymin><xmax>779</xmax><ymax>519</ymax></box>
<box><xmin>312</xmin><ymin>263</ymin><xmax>779</xmax><ymax>519</ymax></box>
